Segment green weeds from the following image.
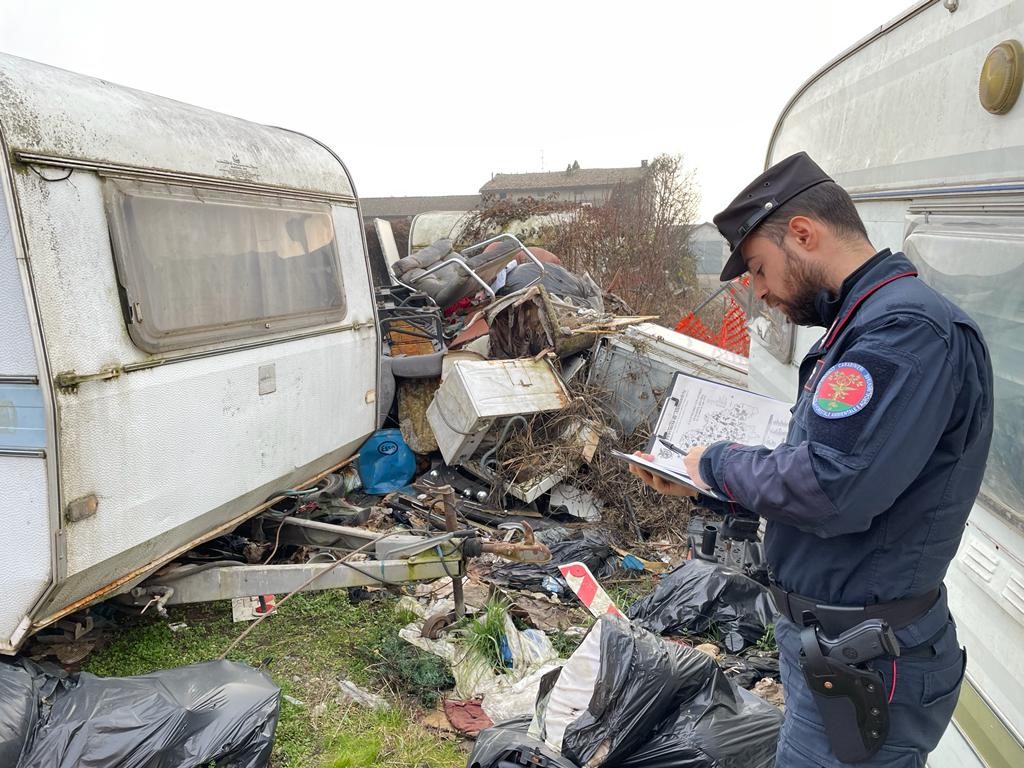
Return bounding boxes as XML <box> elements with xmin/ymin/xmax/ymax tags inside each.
<box><xmin>756</xmin><ymin>623</ymin><xmax>777</xmax><ymax>653</ymax></box>
<box><xmin>464</xmin><ymin>598</ymin><xmax>511</xmax><ymax>671</ymax></box>
<box><xmin>82</xmin><ymin>590</ymin><xmax>464</xmax><ymax>767</ymax></box>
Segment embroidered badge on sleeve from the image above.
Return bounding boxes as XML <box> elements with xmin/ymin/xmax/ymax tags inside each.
<box><xmin>812</xmin><ymin>362</ymin><xmax>874</xmax><ymax>419</ymax></box>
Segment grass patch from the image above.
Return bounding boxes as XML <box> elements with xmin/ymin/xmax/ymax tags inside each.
<box><xmin>464</xmin><ymin>598</ymin><xmax>511</xmax><ymax>671</ymax></box>
<box><xmin>548</xmin><ymin>630</ymin><xmax>585</xmax><ymax>659</ymax></box>
<box><xmin>323</xmin><ymin>706</ymin><xmax>464</xmax><ymax>768</ymax></box>
<box><xmin>756</xmin><ymin>623</ymin><xmax>777</xmax><ymax>653</ymax></box>
<box><xmin>82</xmin><ymin>590</ymin><xmax>464</xmax><ymax>768</ymax></box>
<box><xmin>605</xmin><ymin>572</ymin><xmax>658</xmax><ymax>612</ymax></box>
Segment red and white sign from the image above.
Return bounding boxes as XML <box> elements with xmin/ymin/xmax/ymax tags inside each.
<box><xmin>558</xmin><ymin>561</ymin><xmax>623</xmax><ymax>618</ymax></box>
<box><xmin>231</xmin><ymin>594</ymin><xmax>277</xmax><ymax>622</ymax></box>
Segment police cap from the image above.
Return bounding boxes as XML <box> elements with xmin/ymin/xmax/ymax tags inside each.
<box><xmin>713</xmin><ymin>152</ymin><xmax>833</xmax><ymax>282</ymax></box>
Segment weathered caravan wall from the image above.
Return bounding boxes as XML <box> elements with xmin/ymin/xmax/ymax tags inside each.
<box><xmin>0</xmin><ymin>53</ymin><xmax>379</xmax><ymax>651</ymax></box>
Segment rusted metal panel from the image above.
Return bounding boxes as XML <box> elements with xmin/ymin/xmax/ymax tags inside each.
<box><xmin>486</xmin><ymin>285</ymin><xmax>656</xmax><ymax>360</ymax></box>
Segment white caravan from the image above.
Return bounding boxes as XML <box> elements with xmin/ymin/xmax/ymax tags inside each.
<box><xmin>0</xmin><ymin>53</ymin><xmax>381</xmax><ymax>653</ymax></box>
<box><xmin>751</xmin><ymin>0</ymin><xmax>1024</xmax><ymax>764</ymax></box>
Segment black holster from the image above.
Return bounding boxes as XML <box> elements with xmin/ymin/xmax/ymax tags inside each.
<box><xmin>799</xmin><ymin>625</ymin><xmax>890</xmax><ymax>763</ymax></box>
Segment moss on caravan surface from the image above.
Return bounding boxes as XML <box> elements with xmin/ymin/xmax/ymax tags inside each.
<box><xmin>83</xmin><ymin>590</ymin><xmax>465</xmax><ymax>768</ymax></box>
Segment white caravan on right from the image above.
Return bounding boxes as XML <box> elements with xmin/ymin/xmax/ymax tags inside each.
<box><xmin>751</xmin><ymin>0</ymin><xmax>1024</xmax><ymax>765</ymax></box>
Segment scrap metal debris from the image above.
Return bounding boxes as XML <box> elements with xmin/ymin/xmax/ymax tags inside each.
<box><xmin>7</xmin><ymin>233</ymin><xmax>784</xmax><ymax>760</ymax></box>
<box><xmin>353</xmin><ymin>233</ymin><xmax>780</xmax><ymax>739</ymax></box>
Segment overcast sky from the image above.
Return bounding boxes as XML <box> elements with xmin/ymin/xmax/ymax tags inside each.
<box><xmin>1</xmin><ymin>0</ymin><xmax>913</xmax><ymax>220</ymax></box>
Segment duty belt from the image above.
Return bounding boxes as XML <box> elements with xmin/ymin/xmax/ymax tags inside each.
<box><xmin>769</xmin><ymin>583</ymin><xmax>940</xmax><ymax>637</ymax></box>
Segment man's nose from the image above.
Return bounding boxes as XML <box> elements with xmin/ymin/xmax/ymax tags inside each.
<box><xmin>752</xmin><ymin>276</ymin><xmax>768</xmax><ymax>301</ymax></box>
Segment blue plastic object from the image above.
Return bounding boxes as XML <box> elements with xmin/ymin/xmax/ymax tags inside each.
<box><xmin>356</xmin><ymin>429</ymin><xmax>416</xmax><ymax>494</ymax></box>
<box><xmin>622</xmin><ymin>554</ymin><xmax>646</xmax><ymax>572</ymax></box>
<box><xmin>499</xmin><ymin>635</ymin><xmax>514</xmax><ymax>668</ymax></box>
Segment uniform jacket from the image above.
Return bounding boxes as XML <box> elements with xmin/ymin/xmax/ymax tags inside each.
<box><xmin>700</xmin><ymin>250</ymin><xmax>994</xmax><ymax>606</ymax></box>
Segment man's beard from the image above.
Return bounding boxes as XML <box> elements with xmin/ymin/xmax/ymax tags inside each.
<box><xmin>771</xmin><ymin>243</ymin><xmax>830</xmax><ymax>326</ymax></box>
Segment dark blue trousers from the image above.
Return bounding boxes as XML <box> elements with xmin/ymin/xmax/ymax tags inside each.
<box><xmin>773</xmin><ymin>607</ymin><xmax>966</xmax><ymax>766</ymax></box>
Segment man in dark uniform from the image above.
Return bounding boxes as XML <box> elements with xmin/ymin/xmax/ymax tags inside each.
<box><xmin>629</xmin><ymin>152</ymin><xmax>993</xmax><ymax>766</ymax></box>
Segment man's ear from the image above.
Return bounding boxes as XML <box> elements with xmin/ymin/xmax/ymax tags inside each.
<box><xmin>787</xmin><ymin>215</ymin><xmax>818</xmax><ymax>251</ymax></box>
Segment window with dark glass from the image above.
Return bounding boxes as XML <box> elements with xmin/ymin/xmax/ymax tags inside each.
<box><xmin>105</xmin><ymin>179</ymin><xmax>345</xmax><ymax>352</ymax></box>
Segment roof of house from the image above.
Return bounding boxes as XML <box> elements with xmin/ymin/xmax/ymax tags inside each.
<box><xmin>480</xmin><ymin>166</ymin><xmax>647</xmax><ymax>194</ymax></box>
<box><xmin>689</xmin><ymin>221</ymin><xmax>725</xmax><ymax>241</ymax></box>
<box><xmin>361</xmin><ymin>194</ymin><xmax>481</xmax><ymax>218</ymax></box>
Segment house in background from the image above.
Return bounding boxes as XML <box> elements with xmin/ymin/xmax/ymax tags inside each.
<box><xmin>689</xmin><ymin>221</ymin><xmax>729</xmax><ymax>276</ymax></box>
<box><xmin>479</xmin><ymin>160</ymin><xmax>649</xmax><ymax>205</ymax></box>
<box><xmin>361</xmin><ymin>160</ymin><xmax>652</xmax><ymax>222</ymax></box>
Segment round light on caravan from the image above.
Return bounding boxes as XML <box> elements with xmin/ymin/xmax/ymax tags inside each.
<box><xmin>979</xmin><ymin>39</ymin><xmax>1024</xmax><ymax>114</ymax></box>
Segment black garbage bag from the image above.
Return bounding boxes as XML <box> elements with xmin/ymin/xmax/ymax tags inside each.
<box><xmin>466</xmin><ymin>625</ymin><xmax>782</xmax><ymax>768</ymax></box>
<box><xmin>486</xmin><ymin>527</ymin><xmax>620</xmax><ymax>594</ymax></box>
<box><xmin>467</xmin><ymin>716</ymin><xmax>577</xmax><ymax>768</ymax></box>
<box><xmin>535</xmin><ymin>616</ymin><xmax>716</xmax><ymax>767</ymax></box>
<box><xmin>0</xmin><ymin>658</ymin><xmax>280</xmax><ymax>768</ymax></box>
<box><xmin>627</xmin><ymin>559</ymin><xmax>777</xmax><ymax>653</ymax></box>
<box><xmin>617</xmin><ymin>666</ymin><xmax>782</xmax><ymax>768</ymax></box>
<box><xmin>0</xmin><ymin>662</ymin><xmax>36</xmax><ymax>767</ymax></box>
<box><xmin>718</xmin><ymin>653</ymin><xmax>781</xmax><ymax>689</ymax></box>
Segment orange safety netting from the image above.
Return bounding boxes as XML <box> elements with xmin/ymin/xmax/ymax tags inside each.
<box><xmin>674</xmin><ymin>277</ymin><xmax>751</xmax><ymax>357</ymax></box>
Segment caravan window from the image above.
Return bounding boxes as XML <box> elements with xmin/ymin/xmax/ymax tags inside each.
<box><xmin>745</xmin><ymin>287</ymin><xmax>795</xmax><ymax>364</ymax></box>
<box><xmin>904</xmin><ymin>211</ymin><xmax>1024</xmax><ymax>526</ymax></box>
<box><xmin>105</xmin><ymin>179</ymin><xmax>345</xmax><ymax>352</ymax></box>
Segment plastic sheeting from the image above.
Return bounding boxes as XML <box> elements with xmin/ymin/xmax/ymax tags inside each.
<box><xmin>532</xmin><ymin>621</ymin><xmax>605</xmax><ymax>753</ymax></box>
<box><xmin>399</xmin><ymin>600</ymin><xmax>559</xmax><ymax>703</ymax></box>
<box><xmin>627</xmin><ymin>559</ymin><xmax>777</xmax><ymax>653</ymax></box>
<box><xmin>500</xmin><ymin>263</ymin><xmax>604</xmax><ymax>311</ymax></box>
<box><xmin>0</xmin><ymin>658</ymin><xmax>280</xmax><ymax>768</ymax></box>
<box><xmin>467</xmin><ymin>619</ymin><xmax>781</xmax><ymax>768</ymax></box>
<box><xmin>486</xmin><ymin>528</ymin><xmax>620</xmax><ymax>595</ymax></box>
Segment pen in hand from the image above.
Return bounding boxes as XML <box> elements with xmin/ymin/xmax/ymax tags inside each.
<box><xmin>657</xmin><ymin>437</ymin><xmax>690</xmax><ymax>457</ymax></box>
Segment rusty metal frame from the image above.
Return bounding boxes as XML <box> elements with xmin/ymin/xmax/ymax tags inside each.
<box><xmin>28</xmin><ymin>456</ymin><xmax>358</xmax><ymax>635</ymax></box>
<box><xmin>146</xmin><ymin>554</ymin><xmax>464</xmax><ymax>606</ymax></box>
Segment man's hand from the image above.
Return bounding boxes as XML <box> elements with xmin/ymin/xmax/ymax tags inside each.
<box><xmin>628</xmin><ymin>452</ymin><xmax>699</xmax><ymax>497</ymax></box>
<box><xmin>683</xmin><ymin>445</ymin><xmax>711</xmax><ymax>492</ymax></box>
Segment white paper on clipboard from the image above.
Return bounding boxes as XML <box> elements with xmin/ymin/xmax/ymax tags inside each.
<box><xmin>651</xmin><ymin>372</ymin><xmax>792</xmax><ymax>453</ymax></box>
<box><xmin>615</xmin><ymin>372</ymin><xmax>792</xmax><ymax>498</ymax></box>
<box><xmin>612</xmin><ymin>449</ymin><xmax>719</xmax><ymax>498</ymax></box>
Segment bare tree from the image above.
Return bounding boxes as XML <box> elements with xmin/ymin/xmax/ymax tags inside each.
<box><xmin>451</xmin><ymin>156</ymin><xmax>702</xmax><ymax>325</ymax></box>
<box><xmin>548</xmin><ymin>154</ymin><xmax>702</xmax><ymax>323</ymax></box>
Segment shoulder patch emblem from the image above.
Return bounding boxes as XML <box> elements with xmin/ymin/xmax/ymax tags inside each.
<box><xmin>812</xmin><ymin>362</ymin><xmax>874</xmax><ymax>419</ymax></box>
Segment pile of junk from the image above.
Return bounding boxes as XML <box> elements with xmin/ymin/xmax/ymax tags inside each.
<box><xmin>2</xmin><ymin>231</ymin><xmax>786</xmax><ymax>768</ymax></box>
<box><xmin>366</xmin><ymin>231</ymin><xmax>783</xmax><ymax>767</ymax></box>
